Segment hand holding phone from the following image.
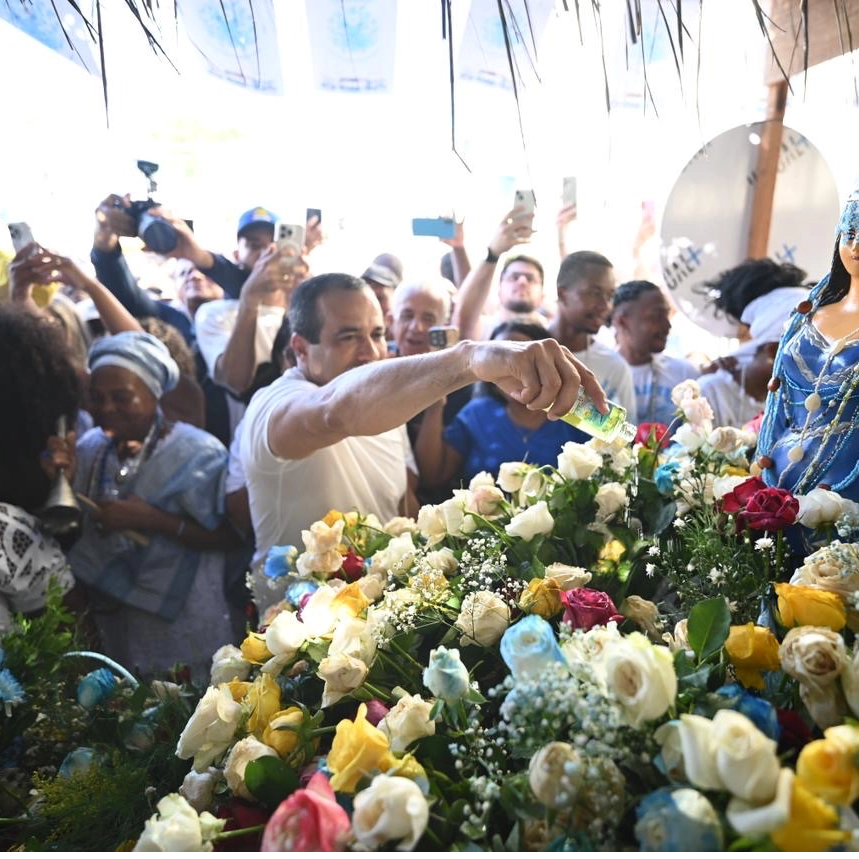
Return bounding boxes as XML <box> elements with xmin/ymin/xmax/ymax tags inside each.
<box><xmin>428</xmin><ymin>325</ymin><xmax>459</xmax><ymax>350</ymax></box>
<box><xmin>513</xmin><ymin>190</ymin><xmax>536</xmax><ymax>221</ymax></box>
<box><xmin>562</xmin><ymin>177</ymin><xmax>577</xmax><ymax>207</ymax></box>
<box><xmin>8</xmin><ymin>222</ymin><xmax>36</xmax><ymax>254</ymax></box>
<box><xmin>412</xmin><ymin>217</ymin><xmax>457</xmax><ymax>240</ymax></box>
<box><xmin>276</xmin><ymin>223</ymin><xmax>306</xmax><ymax>265</ymax></box>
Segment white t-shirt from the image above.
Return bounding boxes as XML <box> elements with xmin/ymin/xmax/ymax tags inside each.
<box><xmin>697</xmin><ymin>368</ymin><xmax>763</xmax><ymax>429</ymax></box>
<box><xmin>194</xmin><ymin>299</ymin><xmax>287</xmax><ymax>437</ymax></box>
<box><xmin>226</xmin><ymin>417</ymin><xmax>246</xmax><ymax>495</ymax></box>
<box><xmin>241</xmin><ymin>368</ymin><xmax>415</xmax><ymax>566</ymax></box>
<box><xmin>630</xmin><ymin>353</ymin><xmax>700</xmax><ymax>426</ymax></box>
<box><xmin>573</xmin><ymin>339</ymin><xmax>638</xmax><ymax>423</ymax></box>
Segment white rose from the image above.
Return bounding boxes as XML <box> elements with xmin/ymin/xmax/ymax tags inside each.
<box><xmin>595</xmin><ymin>482</ymin><xmax>627</xmax><ymax>522</ymax></box>
<box><xmin>619</xmin><ymin>596</ymin><xmax>662</xmax><ymax>639</ymax></box>
<box><xmin>352</xmin><ymin>774</ymin><xmax>429</xmax><ymax>851</ymax></box>
<box><xmin>468</xmin><ymin>471</ymin><xmax>496</xmax><ymax>491</ymax></box>
<box><xmin>295</xmin><ymin>548</ymin><xmax>343</xmax><ymax>577</ymax></box>
<box><xmin>301</xmin><ymin>518</ymin><xmax>344</xmax><ymax>554</ymax></box>
<box><xmin>210</xmin><ymin>645</ymin><xmax>251</xmax><ymax>686</ymax></box>
<box><xmin>223</xmin><ymin>736</ymin><xmax>279</xmax><ymax>800</ymax></box>
<box><xmin>662</xmin><ymin>618</ymin><xmax>694</xmax><ymax>656</ymax></box>
<box><xmin>557</xmin><ymin>441</ymin><xmax>603</xmax><ymax>481</ymax></box>
<box><xmin>708</xmin><ymin>426</ymin><xmax>743</xmax><ymax>453</ymax></box>
<box><xmin>134</xmin><ymin>794</ymin><xmax>224</xmax><ymax>852</ymax></box>
<box><xmin>439</xmin><ymin>491</ymin><xmax>475</xmax><ymax>538</ymax></box>
<box><xmin>791</xmin><ymin>542</ymin><xmax>859</xmax><ymax>598</ymax></box>
<box><xmin>265</xmin><ymin>609</ymin><xmax>308</xmax><ymax>659</ymax></box>
<box><xmin>176</xmin><ymin>684</ymin><xmax>242</xmax><ymax>772</ymax></box>
<box><xmin>505</xmin><ymin>500</ymin><xmax>554</xmax><ymax>541</ymax></box>
<box><xmin>416</xmin><ymin>504</ymin><xmax>447</xmax><ymax>544</ymax></box>
<box><xmin>676</xmin><ymin>713</ymin><xmax>724</xmax><ymax>791</ymax></box>
<box><xmin>498</xmin><ymin>461</ymin><xmax>530</xmax><ymax>493</ymax></box>
<box><xmin>469</xmin><ymin>485</ymin><xmax>506</xmax><ymax>517</ymax></box>
<box><xmin>676</xmin><ymin>472</ymin><xmax>714</xmax><ymax>514</ymax></box>
<box><xmin>518</xmin><ymin>469</ymin><xmax>552</xmax><ymax>505</ymax></box>
<box><xmin>681</xmin><ymin>396</ymin><xmax>714</xmax><ymax>432</ymax></box>
<box><xmin>455</xmin><ymin>590</ymin><xmax>510</xmax><ymax>647</ymax></box>
<box><xmin>712</xmin><ymin>474</ymin><xmax>748</xmax><ymax>501</ymax></box>
<box><xmin>329</xmin><ymin>616</ymin><xmax>377</xmax><ymax>665</ymax></box>
<box><xmin>672</xmin><ymin>422</ymin><xmax>706</xmax><ymax>452</ymax></box>
<box><xmin>544</xmin><ymin>563</ymin><xmax>591</xmax><ymax>591</ymax></box>
<box><xmin>711</xmin><ymin>709</ymin><xmax>780</xmax><ymax>804</ymax></box>
<box><xmin>378</xmin><ymin>693</ymin><xmax>436</xmax><ymax>752</ymax></box>
<box><xmin>318</xmin><ymin>652</ymin><xmax>369</xmax><ymax>707</ymax></box>
<box><xmin>358</xmin><ymin>570</ymin><xmax>387</xmax><ymax>602</ymax></box>
<box><xmin>383</xmin><ymin>516</ymin><xmax>418</xmax><ymax>536</ymax></box>
<box><xmin>779</xmin><ymin>626</ymin><xmax>846</xmax><ymax>696</ymax></box>
<box><xmin>726</xmin><ymin>768</ymin><xmax>794</xmax><ymax>836</ymax></box>
<box><xmin>299</xmin><ymin>585</ymin><xmax>339</xmax><ymax>638</ymax></box>
<box><xmin>425</xmin><ymin>547</ymin><xmax>458</xmax><ymax>576</ymax></box>
<box><xmin>370</xmin><ymin>533</ymin><xmax>417</xmax><ymax>575</ymax></box>
<box><xmin>796</xmin><ymin>488</ymin><xmax>848</xmax><ymax>528</ymax></box>
<box><xmin>671</xmin><ymin>379</ymin><xmax>701</xmax><ymax>406</ymax></box>
<box><xmin>563</xmin><ymin>622</ymin><xmax>623</xmax><ymax>679</ymax></box>
<box><xmin>653</xmin><ymin>721</ymin><xmax>685</xmax><ymax>781</ymax></box>
<box><xmin>528</xmin><ymin>742</ymin><xmax>585</xmax><ymax>809</ymax></box>
<box><xmin>179</xmin><ymin>767</ymin><xmax>220</xmax><ymax>813</ymax></box>
<box><xmin>603</xmin><ymin>633</ymin><xmax>676</xmax><ymax>728</ymax></box>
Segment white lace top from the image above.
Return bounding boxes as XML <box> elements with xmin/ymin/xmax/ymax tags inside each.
<box><xmin>0</xmin><ymin>503</ymin><xmax>75</xmax><ymax>632</ymax></box>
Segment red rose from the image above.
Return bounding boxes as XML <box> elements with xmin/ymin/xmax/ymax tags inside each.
<box><xmin>741</xmin><ymin>487</ymin><xmax>799</xmax><ymax>531</ymax></box>
<box><xmin>215</xmin><ymin>799</ymin><xmax>268</xmax><ymax>851</ymax></box>
<box><xmin>560</xmin><ymin>588</ymin><xmax>624</xmax><ymax>630</ymax></box>
<box><xmin>720</xmin><ymin>476</ymin><xmax>767</xmax><ymax>514</ymax></box>
<box><xmin>635</xmin><ymin>422</ymin><xmax>671</xmax><ymax>449</ymax></box>
<box><xmin>776</xmin><ymin>708</ymin><xmax>812</xmax><ymax>757</ymax></box>
<box><xmin>363</xmin><ymin>698</ymin><xmax>390</xmax><ymax>726</ymax></box>
<box><xmin>340</xmin><ymin>549</ymin><xmax>365</xmax><ymax>582</ymax></box>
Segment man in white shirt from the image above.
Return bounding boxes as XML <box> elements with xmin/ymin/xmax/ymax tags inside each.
<box><xmin>611</xmin><ymin>280</ymin><xmax>699</xmax><ymax>426</ymax></box>
<box><xmin>240</xmin><ymin>272</ymin><xmax>606</xmax><ymax>570</ymax></box>
<box><xmin>548</xmin><ymin>251</ymin><xmax>637</xmax><ymax>421</ymax></box>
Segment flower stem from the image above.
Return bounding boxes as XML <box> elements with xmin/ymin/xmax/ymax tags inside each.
<box><xmin>362</xmin><ymin>681</ymin><xmax>391</xmax><ymax>702</ymax></box>
<box><xmin>310</xmin><ymin>726</ymin><xmax>336</xmax><ymax>736</ymax></box>
<box><xmin>212</xmin><ymin>823</ymin><xmax>265</xmax><ymax>842</ymax></box>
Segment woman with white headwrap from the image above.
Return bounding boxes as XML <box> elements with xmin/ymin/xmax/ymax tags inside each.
<box><xmin>67</xmin><ymin>331</ymin><xmax>240</xmax><ymax>680</ymax></box>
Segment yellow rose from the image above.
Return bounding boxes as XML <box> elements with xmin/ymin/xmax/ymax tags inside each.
<box><xmin>519</xmin><ymin>577</ymin><xmax>562</xmax><ymax>619</ymax></box>
<box><xmin>771</xmin><ymin>779</ymin><xmax>850</xmax><ymax>851</ymax></box>
<box><xmin>240</xmin><ymin>632</ymin><xmax>273</xmax><ymax>664</ymax></box>
<box><xmin>796</xmin><ymin>735</ymin><xmax>859</xmax><ymax>806</ymax></box>
<box><xmin>323</xmin><ymin>509</ymin><xmax>358</xmax><ymax>528</ymax></box>
<box><xmin>330</xmin><ymin>582</ymin><xmax>371</xmax><ymax>619</ymax></box>
<box><xmin>226</xmin><ymin>679</ymin><xmax>252</xmax><ymax>702</ymax></box>
<box><xmin>599</xmin><ymin>540</ymin><xmax>625</xmax><ymax>563</ymax></box>
<box><xmin>328</xmin><ymin>703</ymin><xmax>396</xmax><ymax>794</ymax></box>
<box><xmin>721</xmin><ymin>465</ymin><xmax>749</xmax><ymax>477</ymax></box>
<box><xmin>244</xmin><ymin>674</ymin><xmax>282</xmax><ymax>737</ymax></box>
<box><xmin>774</xmin><ymin>583</ymin><xmax>846</xmax><ymax>632</ymax></box>
<box><xmin>724</xmin><ymin>623</ymin><xmax>781</xmax><ymax>689</ymax></box>
<box><xmin>386</xmin><ymin>753</ymin><xmax>428</xmax><ymax>785</ymax></box>
<box><xmin>262</xmin><ymin>707</ymin><xmax>306</xmax><ymax>759</ymax></box>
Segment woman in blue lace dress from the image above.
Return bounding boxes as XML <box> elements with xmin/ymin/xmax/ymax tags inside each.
<box><xmin>757</xmin><ymin>191</ymin><xmax>859</xmax><ymax>502</ymax></box>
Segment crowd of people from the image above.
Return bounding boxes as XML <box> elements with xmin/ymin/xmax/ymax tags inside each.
<box><xmin>0</xmin><ymin>193</ymin><xmax>811</xmax><ymax>680</ymax></box>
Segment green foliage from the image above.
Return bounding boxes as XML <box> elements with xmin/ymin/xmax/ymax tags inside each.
<box><xmin>244</xmin><ymin>756</ymin><xmax>299</xmax><ymax>809</ymax></box>
<box><xmin>687</xmin><ymin>597</ymin><xmax>732</xmax><ymax>663</ymax></box>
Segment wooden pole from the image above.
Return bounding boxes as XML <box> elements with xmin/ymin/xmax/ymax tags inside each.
<box><xmin>746</xmin><ymin>79</ymin><xmax>789</xmax><ymax>259</ymax></box>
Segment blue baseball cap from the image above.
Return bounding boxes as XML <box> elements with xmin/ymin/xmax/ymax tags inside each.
<box><xmin>237</xmin><ymin>206</ymin><xmax>278</xmax><ymax>238</ymax></box>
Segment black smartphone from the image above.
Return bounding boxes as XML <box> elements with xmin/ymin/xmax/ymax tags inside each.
<box><xmin>306</xmin><ymin>207</ymin><xmax>322</xmax><ymax>225</ymax></box>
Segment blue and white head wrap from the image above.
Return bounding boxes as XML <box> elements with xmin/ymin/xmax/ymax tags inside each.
<box><xmin>88</xmin><ymin>331</ymin><xmax>180</xmax><ymax>399</ymax></box>
<box><xmin>837</xmin><ymin>187</ymin><xmax>859</xmax><ymax>238</ymax></box>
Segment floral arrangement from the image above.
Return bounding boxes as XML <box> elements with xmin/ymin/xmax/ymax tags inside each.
<box><xmin>7</xmin><ymin>383</ymin><xmax>859</xmax><ymax>851</ymax></box>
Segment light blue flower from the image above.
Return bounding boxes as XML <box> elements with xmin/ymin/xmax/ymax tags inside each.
<box><xmin>655</xmin><ymin>462</ymin><xmax>681</xmax><ymax>496</ymax></box>
<box><xmin>58</xmin><ymin>747</ymin><xmax>96</xmax><ymax>779</ymax></box>
<box><xmin>124</xmin><ymin>721</ymin><xmax>155</xmax><ymax>752</ymax></box>
<box><xmin>265</xmin><ymin>545</ymin><xmax>298</xmax><ymax>580</ymax></box>
<box><xmin>500</xmin><ymin>615</ymin><xmax>565</xmax><ymax>683</ymax></box>
<box><xmin>76</xmin><ymin>668</ymin><xmax>117</xmax><ymax>710</ymax></box>
<box><xmin>713</xmin><ymin>684</ymin><xmax>780</xmax><ymax>741</ymax></box>
<box><xmin>0</xmin><ymin>668</ymin><xmax>25</xmax><ymax>716</ymax></box>
<box><xmin>635</xmin><ymin>787</ymin><xmax>724</xmax><ymax>851</ymax></box>
<box><xmin>423</xmin><ymin>646</ymin><xmax>470</xmax><ymax>703</ymax></box>
<box><xmin>283</xmin><ymin>575</ymin><xmax>319</xmax><ymax>608</ymax></box>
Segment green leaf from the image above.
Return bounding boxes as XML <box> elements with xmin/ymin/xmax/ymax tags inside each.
<box><xmin>429</xmin><ymin>698</ymin><xmax>445</xmax><ymax>721</ymax></box>
<box><xmin>244</xmin><ymin>756</ymin><xmax>299</xmax><ymax>809</ymax></box>
<box><xmin>687</xmin><ymin>597</ymin><xmax>731</xmax><ymax>663</ymax></box>
<box><xmin>645</xmin><ymin>499</ymin><xmax>677</xmax><ymax>535</ymax></box>
<box><xmin>673</xmin><ymin>649</ymin><xmax>711</xmax><ymax>689</ymax></box>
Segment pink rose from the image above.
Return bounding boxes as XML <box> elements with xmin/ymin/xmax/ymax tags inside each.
<box><xmin>364</xmin><ymin>699</ymin><xmax>390</xmax><ymax>726</ymax></box>
<box><xmin>560</xmin><ymin>588</ymin><xmax>624</xmax><ymax>630</ymax></box>
<box><xmin>261</xmin><ymin>772</ymin><xmax>351</xmax><ymax>852</ymax></box>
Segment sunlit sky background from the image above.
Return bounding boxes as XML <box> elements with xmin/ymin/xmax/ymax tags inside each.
<box><xmin>2</xmin><ymin>0</ymin><xmax>859</xmax><ymax>317</ymax></box>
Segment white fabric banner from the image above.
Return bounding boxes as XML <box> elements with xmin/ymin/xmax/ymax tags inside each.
<box><xmin>305</xmin><ymin>0</ymin><xmax>398</xmax><ymax>93</ymax></box>
<box><xmin>178</xmin><ymin>0</ymin><xmax>282</xmax><ymax>94</ymax></box>
<box><xmin>0</xmin><ymin>0</ymin><xmax>99</xmax><ymax>76</ymax></box>
<box><xmin>457</xmin><ymin>0</ymin><xmax>555</xmax><ymax>90</ymax></box>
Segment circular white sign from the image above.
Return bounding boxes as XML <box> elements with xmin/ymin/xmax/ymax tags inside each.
<box><xmin>660</xmin><ymin>122</ymin><xmax>840</xmax><ymax>337</ymax></box>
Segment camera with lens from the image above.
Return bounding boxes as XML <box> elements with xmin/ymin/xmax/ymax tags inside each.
<box><xmin>118</xmin><ymin>160</ymin><xmax>179</xmax><ymax>255</ymax></box>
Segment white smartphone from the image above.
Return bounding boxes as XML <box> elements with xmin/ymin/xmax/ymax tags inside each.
<box><xmin>562</xmin><ymin>176</ymin><xmax>577</xmax><ymax>207</ymax></box>
<box><xmin>276</xmin><ymin>223</ymin><xmax>306</xmax><ymax>263</ymax></box>
<box><xmin>8</xmin><ymin>222</ymin><xmax>35</xmax><ymax>253</ymax></box>
<box><xmin>513</xmin><ymin>189</ymin><xmax>536</xmax><ymax>217</ymax></box>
